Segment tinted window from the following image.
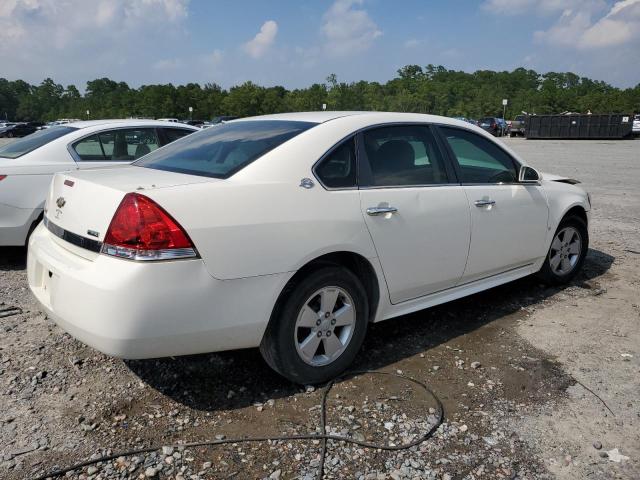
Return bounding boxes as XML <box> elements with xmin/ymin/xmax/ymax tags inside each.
<box><xmin>162</xmin><ymin>128</ymin><xmax>194</xmax><ymax>144</ymax></box>
<box><xmin>362</xmin><ymin>125</ymin><xmax>448</xmax><ymax>187</ymax></box>
<box><xmin>440</xmin><ymin>127</ymin><xmax>518</xmax><ymax>183</ymax></box>
<box><xmin>0</xmin><ymin>126</ymin><xmax>77</xmax><ymax>159</ymax></box>
<box><xmin>315</xmin><ymin>138</ymin><xmax>356</xmax><ymax>188</ymax></box>
<box><xmin>73</xmin><ymin>128</ymin><xmax>159</xmax><ymax>161</ymax></box>
<box><xmin>136</xmin><ymin>120</ymin><xmax>315</xmax><ymax>179</ymax></box>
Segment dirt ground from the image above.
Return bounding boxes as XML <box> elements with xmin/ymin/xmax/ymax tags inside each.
<box><xmin>0</xmin><ymin>137</ymin><xmax>638</xmax><ymax>479</ymax></box>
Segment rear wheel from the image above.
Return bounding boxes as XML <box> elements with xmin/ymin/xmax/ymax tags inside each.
<box><xmin>538</xmin><ymin>216</ymin><xmax>588</xmax><ymax>285</ymax></box>
<box><xmin>260</xmin><ymin>267</ymin><xmax>368</xmax><ymax>384</ymax></box>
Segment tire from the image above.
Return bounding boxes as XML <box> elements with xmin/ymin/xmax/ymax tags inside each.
<box><xmin>537</xmin><ymin>215</ymin><xmax>588</xmax><ymax>285</ymax></box>
<box><xmin>260</xmin><ymin>266</ymin><xmax>369</xmax><ymax>384</ymax></box>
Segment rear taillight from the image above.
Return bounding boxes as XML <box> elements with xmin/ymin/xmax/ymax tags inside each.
<box><xmin>101</xmin><ymin>193</ymin><xmax>197</xmax><ymax>261</ymax></box>
<box><xmin>0</xmin><ymin>175</ymin><xmax>6</xmax><ymax>181</ymax></box>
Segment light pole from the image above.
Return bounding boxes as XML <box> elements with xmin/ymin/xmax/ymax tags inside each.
<box><xmin>189</xmin><ymin>106</ymin><xmax>193</xmax><ymax>121</ymax></box>
<box><xmin>502</xmin><ymin>99</ymin><xmax>508</xmax><ymax>136</ymax></box>
<box><xmin>86</xmin><ymin>109</ymin><xmax>90</xmax><ymax>120</ymax></box>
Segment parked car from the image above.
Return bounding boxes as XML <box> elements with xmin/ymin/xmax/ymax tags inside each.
<box><xmin>508</xmin><ymin>115</ymin><xmax>527</xmax><ymax>137</ymax></box>
<box><xmin>633</xmin><ymin>114</ymin><xmax>640</xmax><ymax>136</ymax></box>
<box><xmin>0</xmin><ymin>121</ymin><xmax>44</xmax><ymax>138</ymax></box>
<box><xmin>0</xmin><ymin>120</ymin><xmax>198</xmax><ymax>246</ymax></box>
<box><xmin>26</xmin><ymin>112</ymin><xmax>590</xmax><ymax>384</ymax></box>
<box><xmin>478</xmin><ymin>117</ymin><xmax>503</xmax><ymax>136</ymax></box>
<box><xmin>157</xmin><ymin>118</ymin><xmax>179</xmax><ymax>123</ymax></box>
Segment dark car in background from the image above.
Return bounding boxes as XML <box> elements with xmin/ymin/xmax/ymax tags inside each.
<box><xmin>0</xmin><ymin>121</ymin><xmax>45</xmax><ymax>138</ymax></box>
<box><xmin>478</xmin><ymin>117</ymin><xmax>504</xmax><ymax>136</ymax></box>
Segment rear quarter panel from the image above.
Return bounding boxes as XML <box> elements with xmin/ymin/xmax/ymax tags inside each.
<box><xmin>145</xmin><ymin>181</ymin><xmax>376</xmax><ymax>280</ymax></box>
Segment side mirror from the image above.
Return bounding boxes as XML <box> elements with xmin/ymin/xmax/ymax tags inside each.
<box><xmin>519</xmin><ymin>165</ymin><xmax>540</xmax><ymax>184</ymax></box>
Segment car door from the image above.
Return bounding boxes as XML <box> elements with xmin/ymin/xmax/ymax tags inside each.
<box><xmin>357</xmin><ymin>124</ymin><xmax>471</xmax><ymax>304</ymax></box>
<box><xmin>437</xmin><ymin>126</ymin><xmax>549</xmax><ymax>283</ymax></box>
<box><xmin>71</xmin><ymin>127</ymin><xmax>161</xmax><ymax>170</ymax></box>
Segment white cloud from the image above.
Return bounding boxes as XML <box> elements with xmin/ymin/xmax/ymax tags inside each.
<box><xmin>404</xmin><ymin>39</ymin><xmax>420</xmax><ymax>48</ymax></box>
<box><xmin>243</xmin><ymin>20</ymin><xmax>278</xmax><ymax>59</ymax></box>
<box><xmin>0</xmin><ymin>0</ymin><xmax>189</xmax><ymax>85</ymax></box>
<box><xmin>533</xmin><ymin>0</ymin><xmax>640</xmax><ymax>49</ymax></box>
<box><xmin>482</xmin><ymin>0</ymin><xmax>606</xmax><ymax>16</ymax></box>
<box><xmin>322</xmin><ymin>0</ymin><xmax>382</xmax><ymax>56</ymax></box>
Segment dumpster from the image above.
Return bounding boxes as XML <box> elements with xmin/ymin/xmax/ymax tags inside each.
<box><xmin>525</xmin><ymin>114</ymin><xmax>634</xmax><ymax>139</ymax></box>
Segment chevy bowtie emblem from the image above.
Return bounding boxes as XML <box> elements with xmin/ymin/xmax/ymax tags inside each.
<box><xmin>56</xmin><ymin>197</ymin><xmax>66</xmax><ymax>208</ymax></box>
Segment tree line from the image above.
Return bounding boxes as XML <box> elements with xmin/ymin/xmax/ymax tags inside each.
<box><xmin>1</xmin><ymin>65</ymin><xmax>638</xmax><ymax>122</ymax></box>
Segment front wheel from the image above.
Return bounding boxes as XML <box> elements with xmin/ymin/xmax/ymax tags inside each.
<box><xmin>260</xmin><ymin>267</ymin><xmax>369</xmax><ymax>384</ymax></box>
<box><xmin>538</xmin><ymin>216</ymin><xmax>588</xmax><ymax>285</ymax></box>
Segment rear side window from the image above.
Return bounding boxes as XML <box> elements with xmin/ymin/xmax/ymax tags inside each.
<box><xmin>362</xmin><ymin>125</ymin><xmax>449</xmax><ymax>186</ymax></box>
<box><xmin>136</xmin><ymin>120</ymin><xmax>315</xmax><ymax>179</ymax></box>
<box><xmin>0</xmin><ymin>126</ymin><xmax>77</xmax><ymax>159</ymax></box>
<box><xmin>315</xmin><ymin>138</ymin><xmax>356</xmax><ymax>188</ymax></box>
<box><xmin>73</xmin><ymin>128</ymin><xmax>160</xmax><ymax>161</ymax></box>
<box><xmin>439</xmin><ymin>127</ymin><xmax>518</xmax><ymax>183</ymax></box>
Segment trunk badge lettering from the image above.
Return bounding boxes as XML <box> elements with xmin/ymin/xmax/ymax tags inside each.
<box><xmin>87</xmin><ymin>230</ymin><xmax>99</xmax><ymax>238</ymax></box>
<box><xmin>64</xmin><ymin>180</ymin><xmax>74</xmax><ymax>187</ymax></box>
<box><xmin>56</xmin><ymin>197</ymin><xmax>66</xmax><ymax>208</ymax></box>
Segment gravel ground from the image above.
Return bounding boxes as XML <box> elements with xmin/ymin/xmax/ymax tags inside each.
<box><xmin>0</xmin><ymin>137</ymin><xmax>638</xmax><ymax>479</ymax></box>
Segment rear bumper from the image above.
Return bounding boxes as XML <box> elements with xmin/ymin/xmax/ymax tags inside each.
<box><xmin>27</xmin><ymin>223</ymin><xmax>290</xmax><ymax>359</ymax></box>
<box><xmin>0</xmin><ymin>203</ymin><xmax>41</xmax><ymax>246</ymax></box>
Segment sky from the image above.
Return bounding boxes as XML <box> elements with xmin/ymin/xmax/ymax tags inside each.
<box><xmin>1</xmin><ymin>0</ymin><xmax>639</xmax><ymax>90</ymax></box>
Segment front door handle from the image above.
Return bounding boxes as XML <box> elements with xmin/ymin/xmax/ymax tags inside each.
<box><xmin>474</xmin><ymin>199</ymin><xmax>496</xmax><ymax>207</ymax></box>
<box><xmin>366</xmin><ymin>206</ymin><xmax>398</xmax><ymax>216</ymax></box>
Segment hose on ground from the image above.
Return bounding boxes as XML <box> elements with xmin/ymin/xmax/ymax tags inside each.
<box><xmin>33</xmin><ymin>370</ymin><xmax>444</xmax><ymax>480</ymax></box>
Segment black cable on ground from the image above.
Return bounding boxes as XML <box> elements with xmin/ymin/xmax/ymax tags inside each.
<box><xmin>33</xmin><ymin>370</ymin><xmax>444</xmax><ymax>480</ymax></box>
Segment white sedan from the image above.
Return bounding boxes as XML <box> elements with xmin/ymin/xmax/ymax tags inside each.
<box><xmin>0</xmin><ymin>120</ymin><xmax>198</xmax><ymax>246</ymax></box>
<box><xmin>27</xmin><ymin>112</ymin><xmax>590</xmax><ymax>384</ymax></box>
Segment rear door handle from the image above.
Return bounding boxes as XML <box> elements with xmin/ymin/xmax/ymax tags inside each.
<box><xmin>366</xmin><ymin>206</ymin><xmax>398</xmax><ymax>216</ymax></box>
<box><xmin>474</xmin><ymin>199</ymin><xmax>496</xmax><ymax>207</ymax></box>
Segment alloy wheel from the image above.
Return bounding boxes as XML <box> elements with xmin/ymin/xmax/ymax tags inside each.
<box><xmin>294</xmin><ymin>286</ymin><xmax>356</xmax><ymax>367</ymax></box>
<box><xmin>549</xmin><ymin>226</ymin><xmax>582</xmax><ymax>275</ymax></box>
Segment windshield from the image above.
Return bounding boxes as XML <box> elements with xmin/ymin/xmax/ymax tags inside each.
<box><xmin>0</xmin><ymin>126</ymin><xmax>78</xmax><ymax>159</ymax></box>
<box><xmin>136</xmin><ymin>120</ymin><xmax>316</xmax><ymax>178</ymax></box>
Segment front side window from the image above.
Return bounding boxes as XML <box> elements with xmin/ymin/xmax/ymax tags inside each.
<box><xmin>439</xmin><ymin>126</ymin><xmax>518</xmax><ymax>183</ymax></box>
<box><xmin>315</xmin><ymin>138</ymin><xmax>356</xmax><ymax>188</ymax></box>
<box><xmin>0</xmin><ymin>126</ymin><xmax>78</xmax><ymax>159</ymax></box>
<box><xmin>362</xmin><ymin>125</ymin><xmax>448</xmax><ymax>187</ymax></box>
<box><xmin>136</xmin><ymin>120</ymin><xmax>315</xmax><ymax>179</ymax></box>
<box><xmin>73</xmin><ymin>128</ymin><xmax>159</xmax><ymax>161</ymax></box>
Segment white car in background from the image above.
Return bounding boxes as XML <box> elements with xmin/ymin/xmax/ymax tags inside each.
<box><xmin>27</xmin><ymin>112</ymin><xmax>591</xmax><ymax>384</ymax></box>
<box><xmin>0</xmin><ymin>120</ymin><xmax>197</xmax><ymax>246</ymax></box>
<box><xmin>633</xmin><ymin>114</ymin><xmax>640</xmax><ymax>136</ymax></box>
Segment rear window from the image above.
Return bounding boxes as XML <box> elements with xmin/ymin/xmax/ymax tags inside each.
<box><xmin>135</xmin><ymin>120</ymin><xmax>315</xmax><ymax>178</ymax></box>
<box><xmin>0</xmin><ymin>126</ymin><xmax>78</xmax><ymax>159</ymax></box>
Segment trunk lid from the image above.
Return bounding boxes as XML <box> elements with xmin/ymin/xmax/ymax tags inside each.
<box><xmin>45</xmin><ymin>165</ymin><xmax>215</xmax><ymax>247</ymax></box>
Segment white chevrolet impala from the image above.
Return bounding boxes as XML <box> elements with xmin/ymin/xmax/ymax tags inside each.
<box><xmin>27</xmin><ymin>112</ymin><xmax>590</xmax><ymax>384</ymax></box>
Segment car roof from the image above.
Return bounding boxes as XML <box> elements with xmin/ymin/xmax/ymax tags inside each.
<box><xmin>238</xmin><ymin>111</ymin><xmax>369</xmax><ymax>123</ymax></box>
<box><xmin>236</xmin><ymin>111</ymin><xmax>486</xmax><ymax>126</ymax></box>
<box><xmin>66</xmin><ymin>119</ymin><xmax>198</xmax><ymax>129</ymax></box>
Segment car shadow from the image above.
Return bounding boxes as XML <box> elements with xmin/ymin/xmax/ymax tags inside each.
<box><xmin>126</xmin><ymin>247</ymin><xmax>614</xmax><ymax>412</ymax></box>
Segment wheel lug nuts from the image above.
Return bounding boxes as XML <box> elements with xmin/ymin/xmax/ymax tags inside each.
<box><xmin>326</xmin><ymin>331</ymin><xmax>331</xmax><ymax>337</ymax></box>
<box><xmin>325</xmin><ymin>312</ymin><xmax>331</xmax><ymax>318</ymax></box>
<box><xmin>317</xmin><ymin>331</ymin><xmax>322</xmax><ymax>337</ymax></box>
<box><xmin>331</xmin><ymin>319</ymin><xmax>336</xmax><ymax>325</ymax></box>
<box><xmin>316</xmin><ymin>319</ymin><xmax>321</xmax><ymax>326</ymax></box>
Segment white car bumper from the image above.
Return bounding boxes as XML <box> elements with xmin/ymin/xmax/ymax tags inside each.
<box><xmin>27</xmin><ymin>223</ymin><xmax>290</xmax><ymax>359</ymax></box>
<box><xmin>0</xmin><ymin>203</ymin><xmax>42</xmax><ymax>246</ymax></box>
